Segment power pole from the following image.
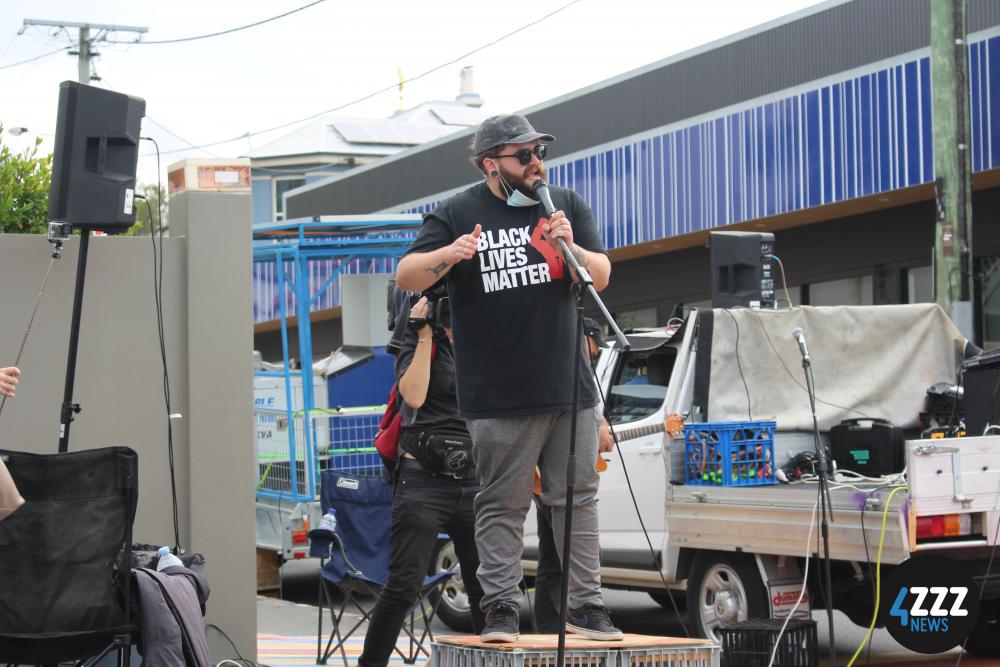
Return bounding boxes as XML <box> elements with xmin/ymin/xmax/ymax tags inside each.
<box><xmin>931</xmin><ymin>0</ymin><xmax>974</xmax><ymax>338</ymax></box>
<box><xmin>21</xmin><ymin>19</ymin><xmax>148</xmax><ymax>84</ymax></box>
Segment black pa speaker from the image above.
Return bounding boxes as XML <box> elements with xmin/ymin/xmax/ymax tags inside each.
<box><xmin>963</xmin><ymin>364</ymin><xmax>1000</xmax><ymax>437</ymax></box>
<box><xmin>710</xmin><ymin>231</ymin><xmax>776</xmax><ymax>308</ymax></box>
<box><xmin>48</xmin><ymin>81</ymin><xmax>146</xmax><ymax>234</ymax></box>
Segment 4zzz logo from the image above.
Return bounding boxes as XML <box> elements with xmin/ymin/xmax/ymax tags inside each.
<box><xmin>882</xmin><ymin>554</ymin><xmax>979</xmax><ymax>654</ymax></box>
<box><xmin>888</xmin><ymin>585</ymin><xmax>969</xmax><ymax>631</ymax></box>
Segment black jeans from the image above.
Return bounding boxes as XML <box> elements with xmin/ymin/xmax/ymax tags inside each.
<box><xmin>358</xmin><ymin>459</ymin><xmax>485</xmax><ymax>667</ymax></box>
<box><xmin>532</xmin><ymin>497</ymin><xmax>564</xmax><ymax>633</ymax></box>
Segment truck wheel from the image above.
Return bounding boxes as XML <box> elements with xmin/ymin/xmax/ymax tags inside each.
<box><xmin>428</xmin><ymin>539</ymin><xmax>473</xmax><ymax>632</ymax></box>
<box><xmin>687</xmin><ymin>552</ymin><xmax>768</xmax><ymax>643</ymax></box>
<box><xmin>965</xmin><ymin>599</ymin><xmax>1000</xmax><ymax>658</ymax></box>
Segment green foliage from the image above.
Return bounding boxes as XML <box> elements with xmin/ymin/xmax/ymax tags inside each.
<box><xmin>0</xmin><ymin>125</ymin><xmax>52</xmax><ymax>234</ymax></box>
<box><xmin>125</xmin><ymin>182</ymin><xmax>167</xmax><ymax>236</ymax></box>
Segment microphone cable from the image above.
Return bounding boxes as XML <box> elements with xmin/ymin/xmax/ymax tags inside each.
<box><xmin>590</xmin><ymin>334</ymin><xmax>691</xmax><ymax>638</ymax></box>
<box><xmin>139</xmin><ymin>135</ymin><xmax>182</xmax><ymax>555</ymax></box>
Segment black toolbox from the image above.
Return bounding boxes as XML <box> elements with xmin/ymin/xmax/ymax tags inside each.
<box><xmin>829</xmin><ymin>418</ymin><xmax>904</xmax><ymax>476</ymax></box>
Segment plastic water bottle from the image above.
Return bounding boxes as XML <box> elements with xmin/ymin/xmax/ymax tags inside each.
<box><xmin>319</xmin><ymin>510</ymin><xmax>337</xmax><ymax>533</ymax></box>
<box><xmin>157</xmin><ymin>546</ymin><xmax>183</xmax><ymax>571</ymax></box>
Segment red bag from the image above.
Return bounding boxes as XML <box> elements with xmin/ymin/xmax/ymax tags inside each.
<box><xmin>374</xmin><ymin>383</ymin><xmax>404</xmax><ymax>462</ymax></box>
<box><xmin>374</xmin><ymin>342</ymin><xmax>436</xmax><ymax>463</ymax></box>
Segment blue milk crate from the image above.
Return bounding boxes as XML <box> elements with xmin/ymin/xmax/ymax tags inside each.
<box><xmin>683</xmin><ymin>420</ymin><xmax>776</xmax><ymax>486</ymax></box>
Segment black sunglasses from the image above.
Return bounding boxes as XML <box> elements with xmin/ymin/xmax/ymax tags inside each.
<box><xmin>494</xmin><ymin>144</ymin><xmax>547</xmax><ymax>166</ymax></box>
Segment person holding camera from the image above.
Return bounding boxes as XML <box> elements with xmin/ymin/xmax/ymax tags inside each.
<box><xmin>358</xmin><ymin>292</ymin><xmax>485</xmax><ymax>667</ymax></box>
<box><xmin>396</xmin><ymin>114</ymin><xmax>620</xmax><ymax>642</ymax></box>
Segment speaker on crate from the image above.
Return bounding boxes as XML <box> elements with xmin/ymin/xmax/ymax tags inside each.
<box><xmin>710</xmin><ymin>231</ymin><xmax>776</xmax><ymax>309</ymax></box>
<box><xmin>48</xmin><ymin>81</ymin><xmax>146</xmax><ymax>234</ymax></box>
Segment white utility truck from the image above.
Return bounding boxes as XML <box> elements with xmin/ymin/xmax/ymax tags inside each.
<box><xmin>430</xmin><ymin>304</ymin><xmax>1000</xmax><ymax>658</ymax></box>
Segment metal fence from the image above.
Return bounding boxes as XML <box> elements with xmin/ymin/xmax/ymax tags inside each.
<box><xmin>255</xmin><ymin>406</ymin><xmax>384</xmax><ymax>502</ymax></box>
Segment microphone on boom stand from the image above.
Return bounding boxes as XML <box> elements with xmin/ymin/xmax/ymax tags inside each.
<box><xmin>792</xmin><ymin>327</ymin><xmax>837</xmax><ymax>666</ymax></box>
<box><xmin>532</xmin><ymin>179</ymin><xmax>628</xmax><ymax>666</ymax></box>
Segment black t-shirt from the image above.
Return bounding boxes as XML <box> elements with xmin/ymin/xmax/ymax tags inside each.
<box><xmin>395</xmin><ymin>327</ymin><xmax>469</xmax><ymax>438</ymax></box>
<box><xmin>405</xmin><ymin>181</ymin><xmax>607</xmax><ymax>418</ymax></box>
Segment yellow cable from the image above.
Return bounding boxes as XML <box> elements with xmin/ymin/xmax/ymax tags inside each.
<box><xmin>846</xmin><ymin>486</ymin><xmax>906</xmax><ymax>667</ymax></box>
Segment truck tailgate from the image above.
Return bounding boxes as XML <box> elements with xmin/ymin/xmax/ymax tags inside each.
<box><xmin>907</xmin><ymin>435</ymin><xmax>1000</xmax><ymax>552</ymax></box>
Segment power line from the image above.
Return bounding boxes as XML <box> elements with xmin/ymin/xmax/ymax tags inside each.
<box><xmin>145</xmin><ymin>116</ymin><xmax>218</xmax><ymax>157</ymax></box>
<box><xmin>107</xmin><ymin>0</ymin><xmax>327</xmax><ymax>45</ymax></box>
<box><xmin>0</xmin><ymin>45</ymin><xmax>70</xmax><ymax>70</ymax></box>
<box><xmin>150</xmin><ymin>0</ymin><xmax>585</xmax><ymax>157</ymax></box>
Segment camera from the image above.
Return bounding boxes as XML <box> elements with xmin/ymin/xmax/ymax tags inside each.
<box><xmin>386</xmin><ymin>282</ymin><xmax>451</xmax><ymax>355</ymax></box>
<box><xmin>409</xmin><ymin>285</ymin><xmax>451</xmax><ymax>331</ymax></box>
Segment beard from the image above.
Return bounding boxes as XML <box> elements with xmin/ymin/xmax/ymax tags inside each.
<box><xmin>498</xmin><ymin>162</ymin><xmax>547</xmax><ymax>198</ymax></box>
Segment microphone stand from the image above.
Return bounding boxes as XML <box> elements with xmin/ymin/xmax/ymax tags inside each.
<box><xmin>533</xmin><ymin>183</ymin><xmax>628</xmax><ymax>666</ymax></box>
<box><xmin>800</xmin><ymin>351</ymin><xmax>836</xmax><ymax>666</ymax></box>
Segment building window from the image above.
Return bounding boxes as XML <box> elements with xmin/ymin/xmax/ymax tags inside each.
<box><xmin>273</xmin><ymin>177</ymin><xmax>305</xmax><ymax>220</ymax></box>
<box><xmin>906</xmin><ymin>265</ymin><xmax>933</xmax><ymax>304</ymax></box>
<box><xmin>981</xmin><ymin>256</ymin><xmax>1000</xmax><ymax>349</ymax></box>
<box><xmin>808</xmin><ymin>275</ymin><xmax>873</xmax><ymax>306</ymax></box>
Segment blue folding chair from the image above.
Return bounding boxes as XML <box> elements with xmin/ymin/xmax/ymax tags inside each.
<box><xmin>309</xmin><ymin>470</ymin><xmax>455</xmax><ymax>667</ymax></box>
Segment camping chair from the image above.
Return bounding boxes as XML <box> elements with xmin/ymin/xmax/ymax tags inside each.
<box><xmin>308</xmin><ymin>470</ymin><xmax>455</xmax><ymax>667</ymax></box>
<box><xmin>0</xmin><ymin>446</ymin><xmax>139</xmax><ymax>666</ymax></box>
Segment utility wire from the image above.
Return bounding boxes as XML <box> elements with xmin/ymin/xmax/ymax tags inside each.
<box><xmin>0</xmin><ymin>45</ymin><xmax>70</xmax><ymax>70</ymax></box>
<box><xmin>145</xmin><ymin>116</ymin><xmax>218</xmax><ymax>157</ymax></box>
<box><xmin>147</xmin><ymin>0</ymin><xmax>585</xmax><ymax>157</ymax></box>
<box><xmin>107</xmin><ymin>0</ymin><xmax>327</xmax><ymax>45</ymax></box>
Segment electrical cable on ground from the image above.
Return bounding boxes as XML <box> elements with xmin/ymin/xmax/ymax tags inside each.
<box><xmin>146</xmin><ymin>0</ymin><xmax>585</xmax><ymax>157</ymax></box>
<box><xmin>108</xmin><ymin>0</ymin><xmax>327</xmax><ymax>45</ymax></box>
<box><xmin>846</xmin><ymin>486</ymin><xmax>906</xmax><ymax>667</ymax></box>
<box><xmin>207</xmin><ymin>624</ymin><xmax>268</xmax><ymax>667</ymax></box>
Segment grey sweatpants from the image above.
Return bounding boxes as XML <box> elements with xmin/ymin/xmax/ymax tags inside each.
<box><xmin>469</xmin><ymin>409</ymin><xmax>603</xmax><ymax>610</ymax></box>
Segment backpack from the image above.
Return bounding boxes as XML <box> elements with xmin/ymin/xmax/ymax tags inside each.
<box><xmin>374</xmin><ymin>342</ymin><xmax>436</xmax><ymax>468</ymax></box>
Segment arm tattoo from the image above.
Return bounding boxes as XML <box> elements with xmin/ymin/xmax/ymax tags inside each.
<box><xmin>426</xmin><ymin>261</ymin><xmax>449</xmax><ymax>276</ymax></box>
<box><xmin>571</xmin><ymin>247</ymin><xmax>590</xmax><ymax>268</ymax></box>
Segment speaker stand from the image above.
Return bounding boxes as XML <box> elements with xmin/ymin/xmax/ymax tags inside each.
<box><xmin>57</xmin><ymin>230</ymin><xmax>90</xmax><ymax>453</ymax></box>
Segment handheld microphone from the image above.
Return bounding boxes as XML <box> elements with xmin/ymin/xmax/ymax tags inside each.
<box><xmin>792</xmin><ymin>327</ymin><xmax>810</xmax><ymax>363</ymax></box>
<box><xmin>532</xmin><ymin>180</ymin><xmax>557</xmax><ymax>217</ymax></box>
<box><xmin>530</xmin><ymin>179</ymin><xmax>595</xmax><ymax>289</ymax></box>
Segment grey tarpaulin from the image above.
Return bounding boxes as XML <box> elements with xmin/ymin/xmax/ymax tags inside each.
<box><xmin>705</xmin><ymin>304</ymin><xmax>967</xmax><ymax>431</ymax></box>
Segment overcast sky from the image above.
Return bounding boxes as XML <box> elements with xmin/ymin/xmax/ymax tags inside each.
<box><xmin>1</xmin><ymin>0</ymin><xmax>827</xmax><ymax>186</ymax></box>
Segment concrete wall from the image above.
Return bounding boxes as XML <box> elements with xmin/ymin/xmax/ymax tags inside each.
<box><xmin>0</xmin><ymin>199</ymin><xmax>256</xmax><ymax>659</ymax></box>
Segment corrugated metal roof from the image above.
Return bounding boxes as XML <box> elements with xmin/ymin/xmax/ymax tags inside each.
<box><xmin>286</xmin><ymin>0</ymin><xmax>1000</xmax><ymax>218</ymax></box>
<box><xmin>246</xmin><ymin>101</ymin><xmax>490</xmax><ymax>160</ymax></box>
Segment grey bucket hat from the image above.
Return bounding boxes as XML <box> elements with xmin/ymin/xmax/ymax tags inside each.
<box><xmin>473</xmin><ymin>114</ymin><xmax>555</xmax><ymax>155</ymax></box>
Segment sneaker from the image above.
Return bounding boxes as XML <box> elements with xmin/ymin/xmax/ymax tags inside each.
<box><xmin>480</xmin><ymin>600</ymin><xmax>520</xmax><ymax>643</ymax></box>
<box><xmin>566</xmin><ymin>603</ymin><xmax>624</xmax><ymax>640</ymax></box>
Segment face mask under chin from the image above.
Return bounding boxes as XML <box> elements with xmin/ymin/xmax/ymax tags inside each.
<box><xmin>497</xmin><ymin>171</ymin><xmax>539</xmax><ymax>207</ymax></box>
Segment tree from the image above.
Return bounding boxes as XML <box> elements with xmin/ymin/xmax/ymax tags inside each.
<box><xmin>0</xmin><ymin>125</ymin><xmax>52</xmax><ymax>234</ymax></box>
<box><xmin>126</xmin><ymin>182</ymin><xmax>167</xmax><ymax>236</ymax></box>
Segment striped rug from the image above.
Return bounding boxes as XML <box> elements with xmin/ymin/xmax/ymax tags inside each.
<box><xmin>257</xmin><ymin>634</ymin><xmax>431</xmax><ymax>667</ymax></box>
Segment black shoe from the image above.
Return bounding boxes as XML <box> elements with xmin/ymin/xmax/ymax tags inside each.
<box><xmin>566</xmin><ymin>603</ymin><xmax>624</xmax><ymax>640</ymax></box>
<box><xmin>480</xmin><ymin>600</ymin><xmax>520</xmax><ymax>643</ymax></box>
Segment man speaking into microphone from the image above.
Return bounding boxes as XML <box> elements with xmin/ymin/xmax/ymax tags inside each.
<box><xmin>395</xmin><ymin>113</ymin><xmax>621</xmax><ymax>643</ymax></box>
